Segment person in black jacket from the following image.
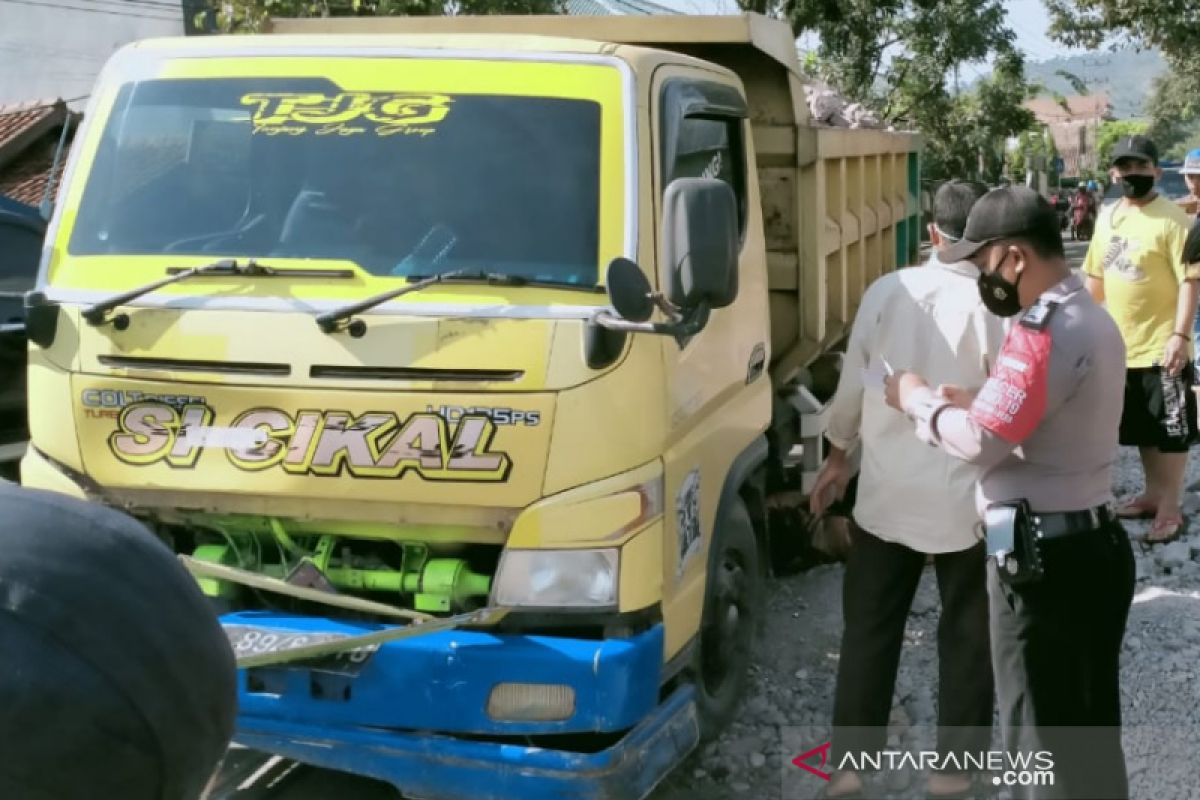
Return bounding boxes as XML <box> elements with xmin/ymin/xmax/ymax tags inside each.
<box><xmin>0</xmin><ymin>482</ymin><xmax>237</xmax><ymax>800</ymax></box>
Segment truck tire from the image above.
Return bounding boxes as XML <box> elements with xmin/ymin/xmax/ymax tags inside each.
<box><xmin>690</xmin><ymin>497</ymin><xmax>764</xmax><ymax>741</ymax></box>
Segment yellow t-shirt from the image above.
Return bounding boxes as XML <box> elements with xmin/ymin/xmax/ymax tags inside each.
<box><xmin>1083</xmin><ymin>195</ymin><xmax>1199</xmax><ymax>367</ymax></box>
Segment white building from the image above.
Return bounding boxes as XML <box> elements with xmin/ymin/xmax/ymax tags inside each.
<box><xmin>0</xmin><ymin>1</ymin><xmax>187</xmax><ymax>109</ymax></box>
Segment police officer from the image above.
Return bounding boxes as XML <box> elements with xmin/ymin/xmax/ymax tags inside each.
<box><xmin>884</xmin><ymin>186</ymin><xmax>1134</xmax><ymax>800</ymax></box>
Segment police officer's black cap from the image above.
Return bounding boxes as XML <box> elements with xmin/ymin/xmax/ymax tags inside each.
<box><xmin>1110</xmin><ymin>134</ymin><xmax>1158</xmax><ymax>166</ymax></box>
<box><xmin>939</xmin><ymin>185</ymin><xmax>1063</xmax><ymax>263</ymax></box>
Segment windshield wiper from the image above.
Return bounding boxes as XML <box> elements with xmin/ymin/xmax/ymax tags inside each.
<box><xmin>406</xmin><ymin>271</ymin><xmax>605</xmax><ymax>293</ymax></box>
<box><xmin>316</xmin><ymin>270</ymin><xmax>603</xmax><ymax>336</ymax></box>
<box><xmin>82</xmin><ymin>259</ymin><xmax>355</xmax><ymax>328</ymax></box>
<box><xmin>316</xmin><ymin>269</ymin><xmax>469</xmax><ymax>335</ymax></box>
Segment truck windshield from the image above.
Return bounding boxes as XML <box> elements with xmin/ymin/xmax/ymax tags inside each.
<box><xmin>68</xmin><ymin>78</ymin><xmax>603</xmax><ymax>286</ymax></box>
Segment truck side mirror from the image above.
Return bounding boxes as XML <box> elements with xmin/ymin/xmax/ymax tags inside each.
<box><xmin>662</xmin><ymin>178</ymin><xmax>738</xmax><ymax>310</ymax></box>
<box><xmin>605</xmin><ymin>257</ymin><xmax>654</xmax><ymax>323</ymax></box>
<box><xmin>592</xmin><ymin>179</ymin><xmax>736</xmax><ymax>341</ymax></box>
<box><xmin>24</xmin><ymin>291</ymin><xmax>60</xmax><ymax>349</ymax></box>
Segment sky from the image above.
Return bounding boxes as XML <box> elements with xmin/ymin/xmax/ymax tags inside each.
<box><xmin>650</xmin><ymin>0</ymin><xmax>1088</xmax><ymax>78</ymax></box>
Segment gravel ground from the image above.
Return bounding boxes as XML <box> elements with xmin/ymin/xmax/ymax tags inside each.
<box><xmin>650</xmin><ymin>446</ymin><xmax>1200</xmax><ymax>800</ymax></box>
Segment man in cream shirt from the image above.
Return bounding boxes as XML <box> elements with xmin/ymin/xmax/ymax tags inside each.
<box><xmin>810</xmin><ymin>180</ymin><xmax>1005</xmax><ymax>800</ymax></box>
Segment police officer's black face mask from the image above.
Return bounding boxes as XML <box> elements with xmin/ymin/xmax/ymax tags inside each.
<box><xmin>978</xmin><ymin>249</ymin><xmax>1024</xmax><ymax>318</ymax></box>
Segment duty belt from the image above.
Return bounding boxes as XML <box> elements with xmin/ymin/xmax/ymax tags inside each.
<box><xmin>1031</xmin><ymin>504</ymin><xmax>1114</xmax><ymax>541</ymax></box>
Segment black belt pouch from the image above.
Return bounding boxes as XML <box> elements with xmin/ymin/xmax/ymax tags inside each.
<box><xmin>984</xmin><ymin>499</ymin><xmax>1044</xmax><ymax>585</ymax></box>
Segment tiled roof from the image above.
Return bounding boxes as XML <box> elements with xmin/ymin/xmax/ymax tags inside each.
<box><xmin>565</xmin><ymin>0</ymin><xmax>678</xmax><ymax>15</ymax></box>
<box><xmin>0</xmin><ymin>100</ymin><xmax>60</xmax><ymax>161</ymax></box>
<box><xmin>0</xmin><ymin>99</ymin><xmax>79</xmax><ymax>208</ymax></box>
<box><xmin>0</xmin><ymin>135</ymin><xmax>73</xmax><ymax>207</ymax></box>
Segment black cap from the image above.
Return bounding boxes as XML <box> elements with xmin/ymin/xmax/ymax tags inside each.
<box><xmin>0</xmin><ymin>482</ymin><xmax>237</xmax><ymax>800</ymax></box>
<box><xmin>940</xmin><ymin>185</ymin><xmax>1062</xmax><ymax>263</ymax></box>
<box><xmin>1110</xmin><ymin>134</ymin><xmax>1158</xmax><ymax>166</ymax></box>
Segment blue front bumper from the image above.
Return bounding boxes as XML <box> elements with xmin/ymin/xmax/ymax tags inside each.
<box><xmin>222</xmin><ymin>614</ymin><xmax>698</xmax><ymax>800</ymax></box>
<box><xmin>237</xmin><ymin>685</ymin><xmax>699</xmax><ymax>800</ymax></box>
<box><xmin>224</xmin><ymin>612</ymin><xmax>664</xmax><ymax>736</ymax></box>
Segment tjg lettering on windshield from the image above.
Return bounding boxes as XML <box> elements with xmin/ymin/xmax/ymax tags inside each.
<box><xmin>241</xmin><ymin>92</ymin><xmax>453</xmax><ymax>137</ymax></box>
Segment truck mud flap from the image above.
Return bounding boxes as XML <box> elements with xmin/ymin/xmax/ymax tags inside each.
<box><xmin>234</xmin><ymin>685</ymin><xmax>700</xmax><ymax>800</ymax></box>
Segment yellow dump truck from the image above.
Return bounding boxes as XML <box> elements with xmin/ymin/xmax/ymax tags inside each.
<box><xmin>20</xmin><ymin>13</ymin><xmax>920</xmax><ymax>798</ymax></box>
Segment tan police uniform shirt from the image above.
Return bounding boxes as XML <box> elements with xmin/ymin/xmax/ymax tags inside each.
<box><xmin>902</xmin><ymin>271</ymin><xmax>1126</xmax><ymax>515</ymax></box>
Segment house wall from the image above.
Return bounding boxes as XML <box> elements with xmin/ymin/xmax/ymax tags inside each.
<box><xmin>0</xmin><ymin>4</ymin><xmax>185</xmax><ymax>108</ymax></box>
<box><xmin>1048</xmin><ymin>118</ymin><xmax>1102</xmax><ymax>178</ymax></box>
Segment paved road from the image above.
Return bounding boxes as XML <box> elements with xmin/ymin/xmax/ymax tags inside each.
<box><xmin>211</xmin><ymin>236</ymin><xmax>1097</xmax><ymax>799</ymax></box>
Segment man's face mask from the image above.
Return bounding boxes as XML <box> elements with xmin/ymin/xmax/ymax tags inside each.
<box><xmin>1113</xmin><ymin>160</ymin><xmax>1156</xmax><ymax>200</ymax></box>
<box><xmin>1119</xmin><ymin>174</ymin><xmax>1155</xmax><ymax>200</ymax></box>
<box><xmin>977</xmin><ymin>248</ymin><xmax>1024</xmax><ymax>318</ymax></box>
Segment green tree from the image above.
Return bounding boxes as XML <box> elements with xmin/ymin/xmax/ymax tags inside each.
<box><xmin>1096</xmin><ymin>118</ymin><xmax>1148</xmax><ymax>167</ymax></box>
<box><xmin>1045</xmin><ymin>0</ymin><xmax>1200</xmax><ymax>57</ymax></box>
<box><xmin>1145</xmin><ymin>61</ymin><xmax>1200</xmax><ymax>150</ymax></box>
<box><xmin>749</xmin><ymin>0</ymin><xmax>1036</xmax><ymax>182</ymax></box>
<box><xmin>1008</xmin><ymin>127</ymin><xmax>1057</xmax><ymax>183</ymax></box>
<box><xmin>779</xmin><ymin>0</ymin><xmax>1018</xmax><ymax>117</ymax></box>
<box><xmin>1053</xmin><ymin>69</ymin><xmax>1089</xmax><ymax>96</ymax></box>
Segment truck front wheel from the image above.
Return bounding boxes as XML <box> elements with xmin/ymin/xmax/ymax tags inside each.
<box><xmin>691</xmin><ymin>497</ymin><xmax>763</xmax><ymax>741</ymax></box>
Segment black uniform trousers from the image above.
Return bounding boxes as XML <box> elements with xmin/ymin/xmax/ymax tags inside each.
<box><xmin>988</xmin><ymin>519</ymin><xmax>1135</xmax><ymax>800</ymax></box>
<box><xmin>831</xmin><ymin>522</ymin><xmax>994</xmax><ymax>764</ymax></box>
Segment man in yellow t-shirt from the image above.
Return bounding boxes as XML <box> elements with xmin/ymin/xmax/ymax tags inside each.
<box><xmin>1084</xmin><ymin>135</ymin><xmax>1200</xmax><ymax>544</ymax></box>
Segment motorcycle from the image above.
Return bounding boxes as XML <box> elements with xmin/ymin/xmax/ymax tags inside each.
<box><xmin>1071</xmin><ymin>195</ymin><xmax>1096</xmax><ymax>241</ymax></box>
<box><xmin>1050</xmin><ymin>194</ymin><xmax>1071</xmax><ymax>232</ymax></box>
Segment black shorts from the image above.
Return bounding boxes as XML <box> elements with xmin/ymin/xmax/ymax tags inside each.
<box><xmin>1119</xmin><ymin>363</ymin><xmax>1199</xmax><ymax>452</ymax></box>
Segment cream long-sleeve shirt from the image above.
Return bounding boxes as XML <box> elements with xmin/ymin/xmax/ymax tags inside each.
<box><xmin>825</xmin><ymin>253</ymin><xmax>1006</xmax><ymax>553</ymax></box>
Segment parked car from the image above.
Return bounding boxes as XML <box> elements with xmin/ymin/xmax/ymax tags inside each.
<box><xmin>0</xmin><ymin>197</ymin><xmax>45</xmax><ymax>480</ymax></box>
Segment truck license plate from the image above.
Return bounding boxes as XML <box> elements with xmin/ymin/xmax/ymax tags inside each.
<box><xmin>223</xmin><ymin>625</ymin><xmax>380</xmax><ymax>676</ymax></box>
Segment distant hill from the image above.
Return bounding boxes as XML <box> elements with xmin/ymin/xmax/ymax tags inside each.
<box><xmin>1023</xmin><ymin>48</ymin><xmax>1166</xmax><ymax>120</ymax></box>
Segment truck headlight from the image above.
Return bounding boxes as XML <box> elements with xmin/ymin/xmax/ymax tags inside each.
<box><xmin>492</xmin><ymin>548</ymin><xmax>618</xmax><ymax>608</ymax></box>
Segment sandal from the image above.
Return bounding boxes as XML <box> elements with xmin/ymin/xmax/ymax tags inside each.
<box><xmin>1145</xmin><ymin>515</ymin><xmax>1188</xmax><ymax>545</ymax></box>
<box><xmin>1115</xmin><ymin>497</ymin><xmax>1157</xmax><ymax>520</ymax></box>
